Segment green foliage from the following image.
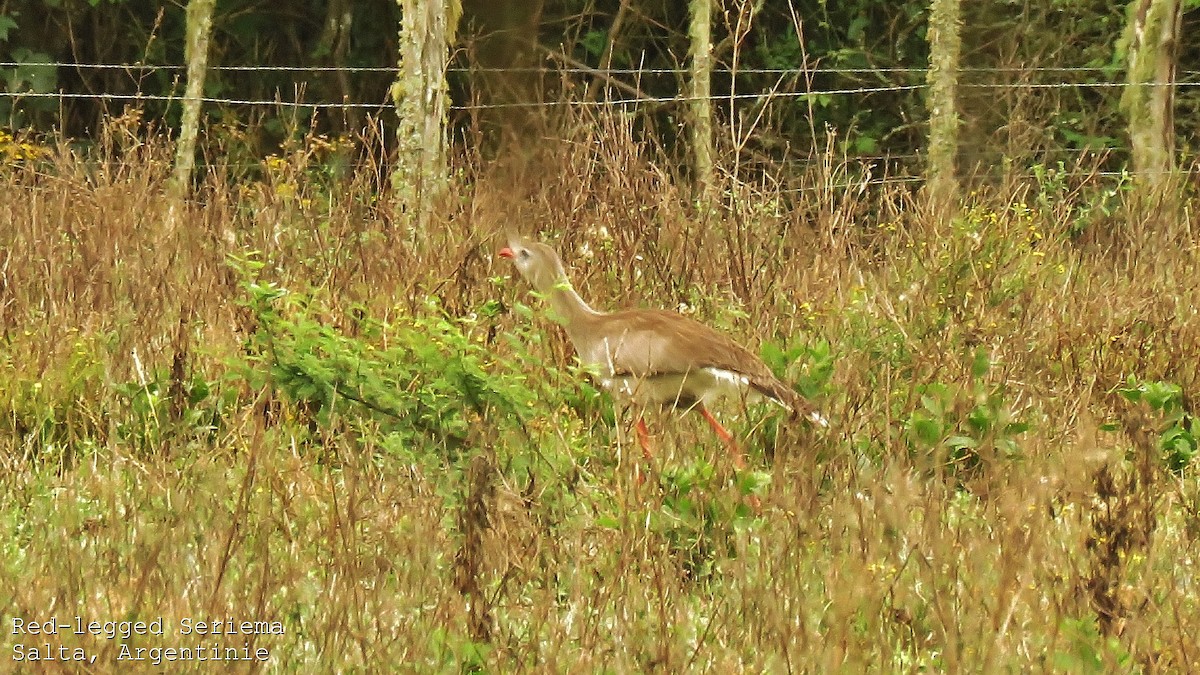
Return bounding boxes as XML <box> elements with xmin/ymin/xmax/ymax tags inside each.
<box><xmin>0</xmin><ymin>330</ymin><xmax>110</xmax><ymax>462</ymax></box>
<box><xmin>757</xmin><ymin>337</ymin><xmax>833</xmax><ymax>452</ymax></box>
<box><xmin>755</xmin><ymin>25</ymin><xmax>802</xmax><ymax>71</ymax></box>
<box><xmin>1031</xmin><ymin>162</ymin><xmax>1130</xmax><ymax>239</ymax></box>
<box><xmin>580</xmin><ymin>29</ymin><xmax>608</xmax><ymax>61</ymax></box>
<box><xmin>1</xmin><ymin>46</ymin><xmax>56</xmax><ymax>127</ymax></box>
<box><xmin>1052</xmin><ymin>116</ymin><xmax>1119</xmax><ymax>154</ymax></box>
<box><xmin>745</xmin><ymin>0</ymin><xmax>929</xmax><ymax>155</ymax></box>
<box><xmin>1</xmin><ymin>0</ymin><xmax>400</xmax><ymax>139</ymax></box>
<box><xmin>1117</xmin><ymin>376</ymin><xmax>1198</xmax><ymax>473</ymax></box>
<box><xmin>0</xmin><ymin>329</ymin><xmax>228</xmax><ymax>463</ymax></box>
<box><xmin>0</xmin><ymin>14</ymin><xmax>17</xmax><ymax>41</ymax></box>
<box><xmin>1052</xmin><ymin>615</ymin><xmax>1134</xmax><ymax>672</ymax></box>
<box><xmin>904</xmin><ymin>349</ymin><xmax>1029</xmax><ymax>475</ymax></box>
<box><xmin>427</xmin><ymin>628</ymin><xmax>492</xmax><ymax>672</ymax></box>
<box><xmin>644</xmin><ymin>458</ymin><xmax>765</xmax><ymax>582</ymax></box>
<box><xmin>229</xmin><ymin>253</ymin><xmax>539</xmax><ymax>456</ymax></box>
<box><xmin>110</xmin><ymin>370</ymin><xmax>224</xmax><ymax>453</ymax></box>
<box><xmin>761</xmin><ymin>337</ymin><xmax>834</xmax><ymax>402</ymax></box>
<box><xmin>0</xmin><ymin>0</ymin><xmax>1176</xmax><ymax>180</ymax></box>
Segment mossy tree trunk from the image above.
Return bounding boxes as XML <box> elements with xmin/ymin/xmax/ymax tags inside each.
<box><xmin>925</xmin><ymin>0</ymin><xmax>961</xmax><ymax>212</ymax></box>
<box><xmin>392</xmin><ymin>0</ymin><xmax>462</xmax><ymax>230</ymax></box>
<box><xmin>689</xmin><ymin>0</ymin><xmax>714</xmax><ymax>202</ymax></box>
<box><xmin>169</xmin><ymin>0</ymin><xmax>215</xmax><ymax>202</ymax></box>
<box><xmin>1120</xmin><ymin>0</ymin><xmax>1182</xmax><ymax>192</ymax></box>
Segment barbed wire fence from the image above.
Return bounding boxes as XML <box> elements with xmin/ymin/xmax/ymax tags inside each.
<box><xmin>2</xmin><ymin>60</ymin><xmax>1195</xmax><ymax>193</ymax></box>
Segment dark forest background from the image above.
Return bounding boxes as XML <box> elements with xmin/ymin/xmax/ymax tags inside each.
<box><xmin>4</xmin><ymin>1</ymin><xmax>1198</xmax><ymax>175</ymax></box>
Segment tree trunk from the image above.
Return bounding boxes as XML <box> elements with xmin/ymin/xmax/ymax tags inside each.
<box><xmin>461</xmin><ymin>0</ymin><xmax>545</xmax><ymax>146</ymax></box>
<box><xmin>689</xmin><ymin>0</ymin><xmax>715</xmax><ymax>202</ymax></box>
<box><xmin>170</xmin><ymin>0</ymin><xmax>215</xmax><ymax>201</ymax></box>
<box><xmin>316</xmin><ymin>0</ymin><xmax>356</xmax><ymax>131</ymax></box>
<box><xmin>925</xmin><ymin>0</ymin><xmax>961</xmax><ymax>212</ymax></box>
<box><xmin>1121</xmin><ymin>0</ymin><xmax>1181</xmax><ymax>191</ymax></box>
<box><xmin>392</xmin><ymin>0</ymin><xmax>461</xmax><ymax>230</ymax></box>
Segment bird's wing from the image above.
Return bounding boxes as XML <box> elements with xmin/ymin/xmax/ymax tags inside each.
<box><xmin>618</xmin><ymin>310</ymin><xmax>823</xmax><ymax>413</ymax></box>
<box><xmin>595</xmin><ymin>310</ymin><xmax>770</xmax><ymax>379</ymax></box>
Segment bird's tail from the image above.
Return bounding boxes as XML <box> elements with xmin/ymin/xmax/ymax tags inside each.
<box><xmin>751</xmin><ymin>378</ymin><xmax>829</xmax><ymax>427</ymax></box>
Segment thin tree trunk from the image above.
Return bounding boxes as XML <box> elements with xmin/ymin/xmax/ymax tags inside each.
<box><xmin>1121</xmin><ymin>0</ymin><xmax>1181</xmax><ymax>191</ymax></box>
<box><xmin>317</xmin><ymin>0</ymin><xmax>356</xmax><ymax>131</ymax></box>
<box><xmin>170</xmin><ymin>0</ymin><xmax>215</xmax><ymax>202</ymax></box>
<box><xmin>588</xmin><ymin>0</ymin><xmax>630</xmax><ymax>103</ymax></box>
<box><xmin>462</xmin><ymin>0</ymin><xmax>545</xmax><ymax>145</ymax></box>
<box><xmin>393</xmin><ymin>0</ymin><xmax>461</xmax><ymax>230</ymax></box>
<box><xmin>689</xmin><ymin>0</ymin><xmax>715</xmax><ymax>202</ymax></box>
<box><xmin>925</xmin><ymin>0</ymin><xmax>961</xmax><ymax>212</ymax></box>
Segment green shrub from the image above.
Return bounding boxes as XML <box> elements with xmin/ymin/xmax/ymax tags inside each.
<box><xmin>230</xmin><ymin>254</ymin><xmax>543</xmax><ymax>458</ymax></box>
<box><xmin>1116</xmin><ymin>376</ymin><xmax>1197</xmax><ymax>474</ymax></box>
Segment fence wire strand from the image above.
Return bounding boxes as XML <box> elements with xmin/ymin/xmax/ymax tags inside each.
<box><xmin>5</xmin><ymin>83</ymin><xmax>1194</xmax><ymax>112</ymax></box>
<box><xmin>6</xmin><ymin>61</ymin><xmax>1200</xmax><ymax>77</ymax></box>
<box><xmin>2</xmin><ymin>59</ymin><xmax>1195</xmax><ymax>112</ymax></box>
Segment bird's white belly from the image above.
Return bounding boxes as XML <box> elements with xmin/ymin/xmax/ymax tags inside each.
<box><xmin>598</xmin><ymin>367</ymin><xmax>753</xmax><ymax>407</ymax></box>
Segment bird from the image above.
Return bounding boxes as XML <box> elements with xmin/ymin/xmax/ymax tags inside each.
<box><xmin>497</xmin><ymin>235</ymin><xmax>825</xmax><ymax>473</ymax></box>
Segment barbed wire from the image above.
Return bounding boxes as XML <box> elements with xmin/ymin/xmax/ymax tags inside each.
<box><xmin>0</xmin><ymin>91</ymin><xmax>392</xmax><ymax>110</ymax></box>
<box><xmin>9</xmin><ymin>61</ymin><xmax>1200</xmax><ymax>78</ymax></box>
<box><xmin>0</xmin><ymin>62</ymin><xmax>1125</xmax><ymax>74</ymax></box>
<box><xmin>4</xmin><ymin>80</ymin><xmax>1195</xmax><ymax>111</ymax></box>
<box><xmin>0</xmin><ymin>84</ymin><xmax>931</xmax><ymax>110</ymax></box>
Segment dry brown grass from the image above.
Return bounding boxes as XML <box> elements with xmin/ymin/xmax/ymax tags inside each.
<box><xmin>1</xmin><ymin>110</ymin><xmax>1199</xmax><ymax>672</ymax></box>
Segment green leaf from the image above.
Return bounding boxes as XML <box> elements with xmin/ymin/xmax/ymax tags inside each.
<box><xmin>478</xmin><ymin>299</ymin><xmax>502</xmax><ymax>318</ymax></box>
<box><xmin>760</xmin><ymin>341</ymin><xmax>787</xmax><ymax>374</ymax></box>
<box><xmin>847</xmin><ymin>15</ymin><xmax>870</xmax><ymax>43</ymax></box>
<box><xmin>1117</xmin><ymin>374</ymin><xmax>1141</xmax><ymax>402</ymax></box>
<box><xmin>736</xmin><ymin>470</ymin><xmax>771</xmax><ymax>496</ymax></box>
<box><xmin>1004</xmin><ymin>421</ymin><xmax>1030</xmax><ymax>435</ymax></box>
<box><xmin>188</xmin><ymin>378</ymin><xmax>211</xmax><ymax>405</ymax></box>
<box><xmin>1142</xmin><ymin>381</ymin><xmax>1181</xmax><ymax>411</ymax></box>
<box><xmin>946</xmin><ymin>435</ymin><xmax>978</xmax><ymax>450</ymax></box>
<box><xmin>971</xmin><ymin>348</ymin><xmax>990</xmax><ymax>379</ymax></box>
<box><xmin>853</xmin><ymin>135</ymin><xmax>878</xmax><ymax>154</ymax></box>
<box><xmin>581</xmin><ymin>30</ymin><xmax>607</xmax><ymax>59</ymax></box>
<box><xmin>910</xmin><ymin>416</ymin><xmax>942</xmax><ymax>446</ymax></box>
<box><xmin>9</xmin><ymin>48</ymin><xmax>57</xmax><ymax>93</ymax></box>
<box><xmin>968</xmin><ymin>406</ymin><xmax>996</xmax><ymax>434</ymax></box>
<box><xmin>920</xmin><ymin>394</ymin><xmax>945</xmax><ymax>418</ymax></box>
<box><xmin>997</xmin><ymin>438</ymin><xmax>1022</xmax><ymax>458</ymax></box>
<box><xmin>0</xmin><ymin>15</ymin><xmax>18</xmax><ymax>42</ymax></box>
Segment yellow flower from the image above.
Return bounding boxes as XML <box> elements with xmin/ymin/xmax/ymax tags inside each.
<box><xmin>264</xmin><ymin>155</ymin><xmax>288</xmax><ymax>174</ymax></box>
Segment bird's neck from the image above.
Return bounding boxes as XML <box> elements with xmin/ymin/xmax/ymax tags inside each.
<box><xmin>545</xmin><ymin>279</ymin><xmax>601</xmax><ymax>332</ymax></box>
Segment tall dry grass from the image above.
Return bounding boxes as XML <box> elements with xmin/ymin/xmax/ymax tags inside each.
<box><xmin>1</xmin><ymin>108</ymin><xmax>1199</xmax><ymax>672</ymax></box>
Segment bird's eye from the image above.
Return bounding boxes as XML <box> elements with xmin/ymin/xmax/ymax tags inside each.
<box><xmin>519</xmin><ymin>249</ymin><xmax>531</xmax><ymax>260</ymax></box>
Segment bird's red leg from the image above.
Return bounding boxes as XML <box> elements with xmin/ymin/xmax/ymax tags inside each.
<box><xmin>697</xmin><ymin>406</ymin><xmax>760</xmax><ymax>511</ymax></box>
<box><xmin>634</xmin><ymin>417</ymin><xmax>654</xmax><ymax>460</ymax></box>
<box><xmin>634</xmin><ymin>417</ymin><xmax>654</xmax><ymax>484</ymax></box>
<box><xmin>698</xmin><ymin>405</ymin><xmax>747</xmax><ymax>470</ymax></box>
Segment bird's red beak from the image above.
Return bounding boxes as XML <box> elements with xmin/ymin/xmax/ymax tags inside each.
<box><xmin>498</xmin><ymin>247</ymin><xmax>515</xmax><ymax>259</ymax></box>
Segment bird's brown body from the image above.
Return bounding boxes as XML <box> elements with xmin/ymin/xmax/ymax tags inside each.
<box><xmin>567</xmin><ymin>307</ymin><xmax>808</xmax><ymax>413</ymax></box>
<box><xmin>498</xmin><ymin>237</ymin><xmax>823</xmax><ymax>470</ymax></box>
